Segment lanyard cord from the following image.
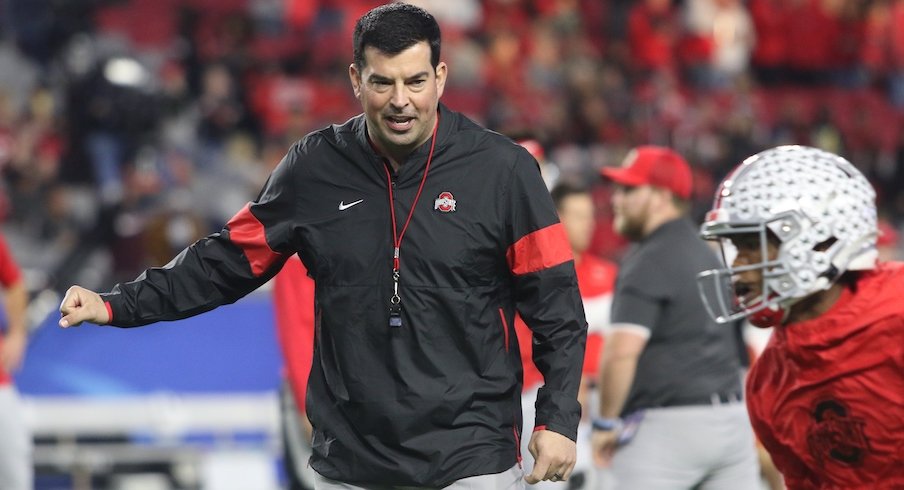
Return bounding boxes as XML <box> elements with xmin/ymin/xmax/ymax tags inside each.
<box><xmin>383</xmin><ymin>115</ymin><xmax>440</xmax><ymax>275</ymax></box>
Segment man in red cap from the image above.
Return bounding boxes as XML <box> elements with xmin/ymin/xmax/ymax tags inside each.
<box><xmin>591</xmin><ymin>146</ymin><xmax>759</xmax><ymax>489</ymax></box>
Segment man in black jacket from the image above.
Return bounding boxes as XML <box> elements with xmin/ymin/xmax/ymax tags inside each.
<box><xmin>59</xmin><ymin>3</ymin><xmax>587</xmax><ymax>488</ymax></box>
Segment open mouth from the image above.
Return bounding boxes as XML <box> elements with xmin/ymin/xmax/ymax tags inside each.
<box><xmin>385</xmin><ymin>115</ymin><xmax>415</xmax><ymax>132</ymax></box>
<box><xmin>733</xmin><ymin>282</ymin><xmax>757</xmax><ymax>306</ymax></box>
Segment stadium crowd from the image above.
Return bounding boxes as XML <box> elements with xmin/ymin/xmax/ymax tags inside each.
<box><xmin>2</xmin><ymin>0</ymin><xmax>904</xmax><ymax>292</ymax></box>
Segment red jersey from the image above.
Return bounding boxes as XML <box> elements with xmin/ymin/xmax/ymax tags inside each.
<box><xmin>518</xmin><ymin>253</ymin><xmax>617</xmax><ymax>390</ymax></box>
<box><xmin>0</xmin><ymin>233</ymin><xmax>22</xmax><ymax>385</ymax></box>
<box><xmin>272</xmin><ymin>255</ymin><xmax>316</xmax><ymax>411</ymax></box>
<box><xmin>746</xmin><ymin>262</ymin><xmax>904</xmax><ymax>489</ymax></box>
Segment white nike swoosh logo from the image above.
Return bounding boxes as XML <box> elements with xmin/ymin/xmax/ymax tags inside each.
<box><xmin>338</xmin><ymin>199</ymin><xmax>364</xmax><ymax>211</ymax></box>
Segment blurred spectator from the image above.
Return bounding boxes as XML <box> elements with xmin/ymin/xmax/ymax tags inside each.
<box><xmin>862</xmin><ymin>0</ymin><xmax>904</xmax><ymax>106</ymax></box>
<box><xmin>272</xmin><ymin>255</ymin><xmax>316</xmax><ymax>490</ymax></box>
<box><xmin>5</xmin><ymin>0</ymin><xmax>100</xmax><ymax>68</ymax></box>
<box><xmin>784</xmin><ymin>0</ymin><xmax>838</xmax><ymax>85</ymax></box>
<box><xmin>142</xmin><ymin>189</ymin><xmax>207</xmax><ymax>267</ymax></box>
<box><xmin>749</xmin><ymin>0</ymin><xmax>790</xmax><ymax>85</ymax></box>
<box><xmin>593</xmin><ymin>146</ymin><xmax>758</xmax><ymax>488</ymax></box>
<box><xmin>514</xmin><ymin>134</ymin><xmax>560</xmax><ymax>190</ymax></box>
<box><xmin>517</xmin><ymin>182</ymin><xmax>617</xmax><ymax>490</ymax></box>
<box><xmin>0</xmin><ymin>43</ymin><xmax>39</xmax><ymax>118</ymax></box>
<box><xmin>196</xmin><ymin>63</ymin><xmax>256</xmax><ymax>168</ymax></box>
<box><xmin>4</xmin><ymin>88</ymin><xmax>70</xmax><ymax>245</ymax></box>
<box><xmin>627</xmin><ymin>0</ymin><xmax>682</xmax><ymax>80</ymax></box>
<box><xmin>68</xmin><ymin>56</ymin><xmax>160</xmax><ymax>205</ymax></box>
<box><xmin>684</xmin><ymin>0</ymin><xmax>755</xmax><ymax>89</ymax></box>
<box><xmin>831</xmin><ymin>0</ymin><xmax>869</xmax><ymax>88</ymax></box>
<box><xmin>588</xmin><ymin>180</ymin><xmax>629</xmax><ymax>263</ymax></box>
<box><xmin>0</xmin><ymin>231</ymin><xmax>31</xmax><ymax>490</ymax></box>
<box><xmin>406</xmin><ymin>0</ymin><xmax>481</xmax><ymax>32</ymax></box>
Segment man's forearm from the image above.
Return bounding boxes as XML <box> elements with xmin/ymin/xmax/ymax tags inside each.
<box><xmin>4</xmin><ymin>281</ymin><xmax>28</xmax><ymax>336</ymax></box>
<box><xmin>598</xmin><ymin>355</ymin><xmax>638</xmax><ymax>419</ymax></box>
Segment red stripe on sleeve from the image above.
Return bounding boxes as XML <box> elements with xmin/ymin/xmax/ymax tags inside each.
<box><xmin>104</xmin><ymin>301</ymin><xmax>113</xmax><ymax>323</ymax></box>
<box><xmin>225</xmin><ymin>204</ymin><xmax>283</xmax><ymax>277</ymax></box>
<box><xmin>507</xmin><ymin>223</ymin><xmax>573</xmax><ymax>276</ymax></box>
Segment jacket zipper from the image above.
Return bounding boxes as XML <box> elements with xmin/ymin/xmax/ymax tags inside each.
<box><xmin>498</xmin><ymin>308</ymin><xmax>510</xmax><ymax>352</ymax></box>
<box><xmin>501</xmin><ymin>307</ymin><xmax>521</xmax><ymax>464</ymax></box>
<box><xmin>513</xmin><ymin>424</ymin><xmax>522</xmax><ymax>465</ymax></box>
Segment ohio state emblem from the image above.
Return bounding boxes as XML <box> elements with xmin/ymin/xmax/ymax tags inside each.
<box><xmin>434</xmin><ymin>192</ymin><xmax>456</xmax><ymax>213</ymax></box>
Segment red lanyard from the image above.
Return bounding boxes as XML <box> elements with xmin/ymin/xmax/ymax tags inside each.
<box><xmin>382</xmin><ymin>115</ymin><xmax>439</xmax><ymax>323</ymax></box>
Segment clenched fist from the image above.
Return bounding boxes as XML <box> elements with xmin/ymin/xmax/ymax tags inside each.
<box><xmin>59</xmin><ymin>286</ymin><xmax>110</xmax><ymax>328</ymax></box>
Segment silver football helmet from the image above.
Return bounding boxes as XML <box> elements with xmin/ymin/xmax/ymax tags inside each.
<box><xmin>697</xmin><ymin>145</ymin><xmax>878</xmax><ymax>327</ymax></box>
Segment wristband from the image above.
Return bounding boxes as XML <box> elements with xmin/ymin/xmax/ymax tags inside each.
<box><xmin>591</xmin><ymin>416</ymin><xmax>623</xmax><ymax>432</ymax></box>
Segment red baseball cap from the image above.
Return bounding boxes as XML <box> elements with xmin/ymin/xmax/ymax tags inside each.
<box><xmin>600</xmin><ymin>146</ymin><xmax>692</xmax><ymax>199</ymax></box>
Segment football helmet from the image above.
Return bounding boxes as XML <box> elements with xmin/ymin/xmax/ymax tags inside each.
<box><xmin>697</xmin><ymin>145</ymin><xmax>878</xmax><ymax>327</ymax></box>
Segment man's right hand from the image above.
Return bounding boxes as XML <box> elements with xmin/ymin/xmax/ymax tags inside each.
<box><xmin>59</xmin><ymin>286</ymin><xmax>110</xmax><ymax>327</ymax></box>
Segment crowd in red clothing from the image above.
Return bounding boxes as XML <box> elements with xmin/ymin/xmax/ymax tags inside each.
<box><xmin>1</xmin><ymin>0</ymin><xmax>904</xmax><ymax>291</ymax></box>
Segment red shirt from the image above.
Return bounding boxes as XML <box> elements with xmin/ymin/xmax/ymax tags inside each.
<box><xmin>784</xmin><ymin>0</ymin><xmax>840</xmax><ymax>71</ymax></box>
<box><xmin>627</xmin><ymin>2</ymin><xmax>680</xmax><ymax>72</ymax></box>
<box><xmin>0</xmin><ymin>234</ymin><xmax>22</xmax><ymax>385</ymax></box>
<box><xmin>746</xmin><ymin>262</ymin><xmax>904</xmax><ymax>489</ymax></box>
<box><xmin>272</xmin><ymin>255</ymin><xmax>316</xmax><ymax>410</ymax></box>
<box><xmin>750</xmin><ymin>0</ymin><xmax>790</xmax><ymax>67</ymax></box>
<box><xmin>518</xmin><ymin>253</ymin><xmax>617</xmax><ymax>390</ymax></box>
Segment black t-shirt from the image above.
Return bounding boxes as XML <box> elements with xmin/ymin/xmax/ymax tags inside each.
<box><xmin>612</xmin><ymin>218</ymin><xmax>743</xmax><ymax>415</ymax></box>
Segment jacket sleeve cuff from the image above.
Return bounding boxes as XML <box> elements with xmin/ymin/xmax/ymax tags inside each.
<box><xmin>103</xmin><ymin>301</ymin><xmax>113</xmax><ymax>323</ymax></box>
<box><xmin>98</xmin><ymin>293</ymin><xmax>129</xmax><ymax>327</ymax></box>
<box><xmin>532</xmin><ymin>421</ymin><xmax>578</xmax><ymax>442</ymax></box>
<box><xmin>534</xmin><ymin>387</ymin><xmax>581</xmax><ymax>441</ymax></box>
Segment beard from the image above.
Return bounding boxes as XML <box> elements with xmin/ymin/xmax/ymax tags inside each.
<box><xmin>614</xmin><ymin>214</ymin><xmax>645</xmax><ymax>241</ymax></box>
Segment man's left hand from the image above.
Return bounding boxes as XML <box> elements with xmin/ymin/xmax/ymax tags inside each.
<box><xmin>524</xmin><ymin>429</ymin><xmax>576</xmax><ymax>483</ymax></box>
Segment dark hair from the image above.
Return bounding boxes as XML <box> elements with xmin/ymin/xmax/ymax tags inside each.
<box><xmin>353</xmin><ymin>3</ymin><xmax>442</xmax><ymax>70</ymax></box>
<box><xmin>550</xmin><ymin>181</ymin><xmax>591</xmax><ymax>210</ymax></box>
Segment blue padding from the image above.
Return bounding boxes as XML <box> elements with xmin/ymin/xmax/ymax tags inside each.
<box><xmin>15</xmin><ymin>293</ymin><xmax>282</xmax><ymax>395</ymax></box>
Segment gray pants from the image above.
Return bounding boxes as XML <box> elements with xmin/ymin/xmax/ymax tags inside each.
<box><xmin>314</xmin><ymin>464</ymin><xmax>524</xmax><ymax>490</ymax></box>
<box><xmin>281</xmin><ymin>382</ymin><xmax>317</xmax><ymax>489</ymax></box>
<box><xmin>605</xmin><ymin>402</ymin><xmax>759</xmax><ymax>490</ymax></box>
<box><xmin>0</xmin><ymin>385</ymin><xmax>32</xmax><ymax>490</ymax></box>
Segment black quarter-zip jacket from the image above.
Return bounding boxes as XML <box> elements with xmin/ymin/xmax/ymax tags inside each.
<box><xmin>101</xmin><ymin>105</ymin><xmax>587</xmax><ymax>486</ymax></box>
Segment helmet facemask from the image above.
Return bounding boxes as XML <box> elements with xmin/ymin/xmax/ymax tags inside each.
<box><xmin>698</xmin><ymin>212</ymin><xmax>843</xmax><ymax>327</ymax></box>
<box><xmin>697</xmin><ymin>146</ymin><xmax>878</xmax><ymax>328</ymax></box>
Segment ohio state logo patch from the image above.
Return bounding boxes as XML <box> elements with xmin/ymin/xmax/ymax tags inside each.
<box><xmin>806</xmin><ymin>399</ymin><xmax>871</xmax><ymax>468</ymax></box>
<box><xmin>434</xmin><ymin>192</ymin><xmax>456</xmax><ymax>213</ymax></box>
